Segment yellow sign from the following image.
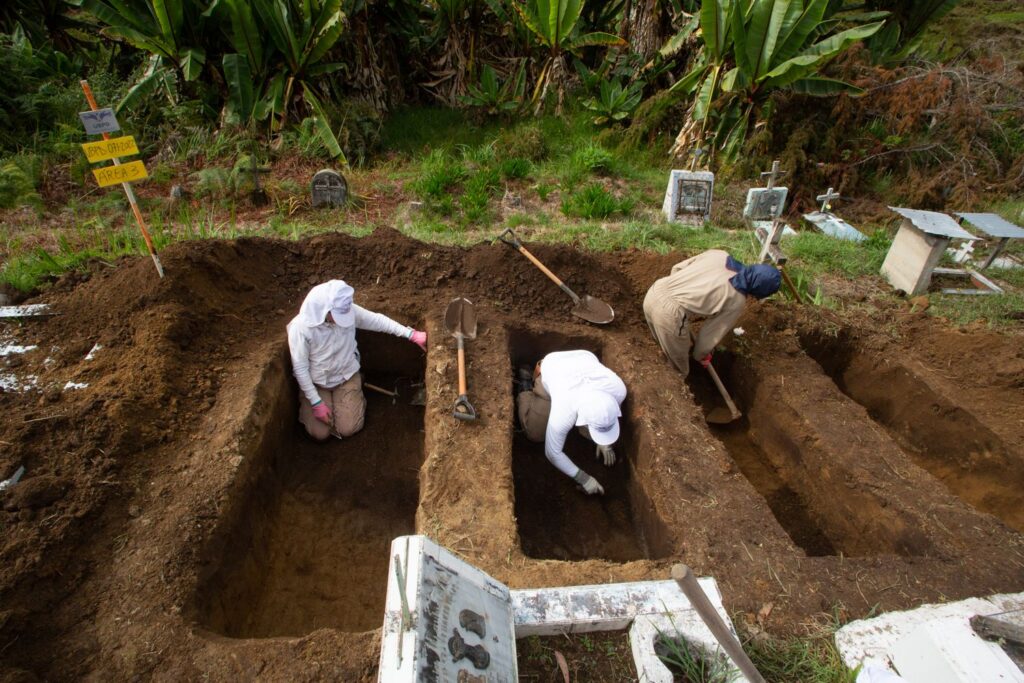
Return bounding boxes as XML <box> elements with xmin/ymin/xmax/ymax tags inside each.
<box><xmin>92</xmin><ymin>160</ymin><xmax>148</xmax><ymax>187</ymax></box>
<box><xmin>81</xmin><ymin>135</ymin><xmax>139</xmax><ymax>163</ymax></box>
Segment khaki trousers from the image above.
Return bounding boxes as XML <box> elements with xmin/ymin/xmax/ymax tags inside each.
<box><xmin>516</xmin><ymin>376</ymin><xmax>592</xmax><ymax>444</ymax></box>
<box><xmin>298</xmin><ymin>373</ymin><xmax>366</xmax><ymax>441</ymax></box>
<box><xmin>643</xmin><ymin>286</ymin><xmax>692</xmax><ymax>379</ymax></box>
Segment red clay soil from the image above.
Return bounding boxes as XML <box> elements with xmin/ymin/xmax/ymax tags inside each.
<box><xmin>0</xmin><ymin>228</ymin><xmax>1022</xmax><ymax>680</ymax></box>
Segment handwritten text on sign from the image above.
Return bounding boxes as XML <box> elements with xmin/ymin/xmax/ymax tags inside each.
<box><xmin>81</xmin><ymin>136</ymin><xmax>139</xmax><ymax>163</ymax></box>
<box><xmin>92</xmin><ymin>160</ymin><xmax>148</xmax><ymax>187</ymax></box>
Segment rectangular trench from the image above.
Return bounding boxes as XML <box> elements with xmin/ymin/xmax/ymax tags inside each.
<box><xmin>508</xmin><ymin>328</ymin><xmax>672</xmax><ymax>562</ymax></box>
<box><xmin>800</xmin><ymin>330</ymin><xmax>1024</xmax><ymax>533</ymax></box>
<box><xmin>688</xmin><ymin>352</ymin><xmax>933</xmax><ymax>558</ymax></box>
<box><xmin>192</xmin><ymin>332</ymin><xmax>425</xmax><ymax>638</ymax></box>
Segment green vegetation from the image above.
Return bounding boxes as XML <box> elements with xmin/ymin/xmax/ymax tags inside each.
<box><xmin>742</xmin><ymin>628</ymin><xmax>858</xmax><ymax>683</ymax></box>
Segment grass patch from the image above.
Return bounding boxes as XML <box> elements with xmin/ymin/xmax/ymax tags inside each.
<box><xmin>929</xmin><ymin>291</ymin><xmax>1024</xmax><ymax>327</ymax></box>
<box><xmin>740</xmin><ymin>621</ymin><xmax>856</xmax><ymax>683</ymax></box>
<box><xmin>561</xmin><ymin>183</ymin><xmax>633</xmax><ymax>219</ymax></box>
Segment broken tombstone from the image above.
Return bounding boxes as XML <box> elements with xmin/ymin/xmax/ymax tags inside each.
<box><xmin>803</xmin><ymin>187</ymin><xmax>867</xmax><ymax>243</ymax></box>
<box><xmin>311</xmin><ymin>169</ymin><xmax>348</xmax><ymax>208</ymax></box>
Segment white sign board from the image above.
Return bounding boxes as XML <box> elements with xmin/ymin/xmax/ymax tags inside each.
<box><xmin>379</xmin><ymin>535</ymin><xmax>517</xmax><ymax>683</ymax></box>
<box><xmin>79</xmin><ymin>108</ymin><xmax>121</xmax><ymax>135</ymax></box>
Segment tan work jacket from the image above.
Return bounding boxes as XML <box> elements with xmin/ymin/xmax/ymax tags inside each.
<box><xmin>648</xmin><ymin>249</ymin><xmax>746</xmax><ymax>359</ymax></box>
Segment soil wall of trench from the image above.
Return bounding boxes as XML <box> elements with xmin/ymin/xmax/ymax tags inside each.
<box><xmin>0</xmin><ymin>229</ymin><xmax>1022</xmax><ymax>680</ymax></box>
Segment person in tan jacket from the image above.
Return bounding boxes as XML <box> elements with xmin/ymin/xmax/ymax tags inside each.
<box><xmin>643</xmin><ymin>250</ymin><xmax>780</xmax><ymax>379</ymax></box>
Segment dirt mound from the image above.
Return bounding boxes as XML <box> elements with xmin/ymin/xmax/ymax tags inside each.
<box><xmin>0</xmin><ymin>228</ymin><xmax>1022</xmax><ymax>680</ymax></box>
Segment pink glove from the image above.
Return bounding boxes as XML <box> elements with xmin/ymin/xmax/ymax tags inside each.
<box><xmin>699</xmin><ymin>353</ymin><xmax>712</xmax><ymax>369</ymax></box>
<box><xmin>311</xmin><ymin>401</ymin><xmax>331</xmax><ymax>424</ymax></box>
<box><xmin>409</xmin><ymin>330</ymin><xmax>427</xmax><ymax>351</ymax></box>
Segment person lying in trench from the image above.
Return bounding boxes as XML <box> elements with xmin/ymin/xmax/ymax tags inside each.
<box><xmin>515</xmin><ymin>350</ymin><xmax>626</xmax><ymax>496</ymax></box>
<box><xmin>643</xmin><ymin>249</ymin><xmax>780</xmax><ymax>379</ymax></box>
<box><xmin>287</xmin><ymin>279</ymin><xmax>426</xmax><ymax>441</ymax></box>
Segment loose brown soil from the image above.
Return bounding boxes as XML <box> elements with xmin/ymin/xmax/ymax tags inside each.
<box><xmin>0</xmin><ymin>228</ymin><xmax>1022</xmax><ymax>680</ymax></box>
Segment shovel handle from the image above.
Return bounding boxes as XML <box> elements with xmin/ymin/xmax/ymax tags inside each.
<box><xmin>706</xmin><ymin>362</ymin><xmax>741</xmax><ymax>419</ymax></box>
<box><xmin>671</xmin><ymin>565</ymin><xmax>766</xmax><ymax>683</ymax></box>
<box><xmin>453</xmin><ymin>336</ymin><xmax>477</xmax><ymax>421</ymax></box>
<box><xmin>499</xmin><ymin>228</ymin><xmax>582</xmax><ymax>304</ymax></box>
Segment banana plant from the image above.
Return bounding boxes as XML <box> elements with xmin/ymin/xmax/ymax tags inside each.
<box><xmin>670</xmin><ymin>0</ymin><xmax>884</xmax><ymax>161</ymax></box>
<box><xmin>510</xmin><ymin>0</ymin><xmax>626</xmax><ymax>113</ymax></box>
<box><xmin>858</xmin><ymin>0</ymin><xmax>959</xmax><ymax>63</ymax></box>
<box><xmin>582</xmin><ymin>78</ymin><xmax>644</xmax><ymax>125</ymax></box>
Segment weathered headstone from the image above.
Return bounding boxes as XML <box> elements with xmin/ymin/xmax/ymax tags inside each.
<box><xmin>311</xmin><ymin>169</ymin><xmax>348</xmax><ymax>208</ymax></box>
<box><xmin>743</xmin><ymin>187</ymin><xmax>788</xmax><ymax>223</ymax></box>
<box><xmin>745</xmin><ymin>161</ymin><xmax>791</xmax><ymax>264</ymax></box>
<box><xmin>663</xmin><ymin>170</ymin><xmax>715</xmax><ymax>225</ymax></box>
<box><xmin>802</xmin><ymin>188</ymin><xmax>866</xmax><ymax>243</ymax></box>
<box><xmin>880</xmin><ymin>207</ymin><xmax>980</xmax><ymax>296</ymax></box>
<box><xmin>379</xmin><ymin>535</ymin><xmax>517</xmax><ymax>682</ymax></box>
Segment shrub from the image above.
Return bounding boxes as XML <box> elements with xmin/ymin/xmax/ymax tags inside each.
<box><xmin>495</xmin><ymin>123</ymin><xmax>548</xmax><ymax>162</ymax></box>
<box><xmin>570</xmin><ymin>141</ymin><xmax>614</xmax><ymax>175</ymax></box>
<box><xmin>500</xmin><ymin>157</ymin><xmax>532</xmax><ymax>180</ymax></box>
<box><xmin>561</xmin><ymin>183</ymin><xmax>632</xmax><ymax>219</ymax></box>
<box><xmin>414</xmin><ymin>149</ymin><xmax>467</xmax><ymax>199</ymax></box>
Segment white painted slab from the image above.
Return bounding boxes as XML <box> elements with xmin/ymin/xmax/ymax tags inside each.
<box><xmin>0</xmin><ymin>305</ymin><xmax>51</xmax><ymax>318</ymax></box>
<box><xmin>744</xmin><ymin>187</ymin><xmax>788</xmax><ymax>222</ymax></box>
<box><xmin>835</xmin><ymin>591</ymin><xmax>1024</xmax><ymax>678</ymax></box>
<box><xmin>378</xmin><ymin>535</ymin><xmax>517</xmax><ymax>683</ymax></box>
<box><xmin>880</xmin><ymin>221</ymin><xmax>948</xmax><ymax>296</ymax></box>
<box><xmin>804</xmin><ymin>211</ymin><xmax>867</xmax><ymax>242</ymax></box>
<box><xmin>890</xmin><ymin>616</ymin><xmax>1024</xmax><ymax>682</ymax></box>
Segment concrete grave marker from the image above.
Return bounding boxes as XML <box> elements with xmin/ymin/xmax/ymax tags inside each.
<box><xmin>880</xmin><ymin>207</ymin><xmax>981</xmax><ymax>296</ymax></box>
<box><xmin>379</xmin><ymin>535</ymin><xmax>518</xmax><ymax>682</ymax></box>
<box><xmin>311</xmin><ymin>169</ymin><xmax>348</xmax><ymax>208</ymax></box>
<box><xmin>663</xmin><ymin>170</ymin><xmax>715</xmax><ymax>225</ymax></box>
<box><xmin>745</xmin><ymin>161</ymin><xmax>791</xmax><ymax>265</ymax></box>
<box><xmin>802</xmin><ymin>187</ymin><xmax>867</xmax><ymax>242</ymax></box>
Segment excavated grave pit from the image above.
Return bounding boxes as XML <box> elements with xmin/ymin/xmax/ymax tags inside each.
<box><xmin>800</xmin><ymin>330</ymin><xmax>1024</xmax><ymax>533</ymax></box>
<box><xmin>508</xmin><ymin>329</ymin><xmax>666</xmax><ymax>562</ymax></box>
<box><xmin>192</xmin><ymin>332</ymin><xmax>425</xmax><ymax>638</ymax></box>
<box><xmin>688</xmin><ymin>351</ymin><xmax>933</xmax><ymax>558</ymax></box>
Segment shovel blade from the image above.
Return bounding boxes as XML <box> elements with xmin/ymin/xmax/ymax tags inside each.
<box><xmin>444</xmin><ymin>297</ymin><xmax>478</xmax><ymax>340</ymax></box>
<box><xmin>706</xmin><ymin>407</ymin><xmax>741</xmax><ymax>425</ymax></box>
<box><xmin>572</xmin><ymin>294</ymin><xmax>615</xmax><ymax>325</ymax></box>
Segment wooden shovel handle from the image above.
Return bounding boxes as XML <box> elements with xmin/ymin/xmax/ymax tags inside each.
<box><xmin>517</xmin><ymin>244</ymin><xmax>565</xmax><ymax>288</ymax></box>
<box><xmin>456</xmin><ymin>336</ymin><xmax>468</xmax><ymax>396</ymax></box>
<box><xmin>671</xmin><ymin>565</ymin><xmax>766</xmax><ymax>683</ymax></box>
<box><xmin>706</xmin><ymin>362</ymin><xmax>741</xmax><ymax>419</ymax></box>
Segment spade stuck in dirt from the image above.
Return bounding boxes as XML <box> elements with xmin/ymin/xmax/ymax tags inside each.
<box><xmin>445</xmin><ymin>297</ymin><xmax>478</xmax><ymax>421</ymax></box>
<box><xmin>497</xmin><ymin>228</ymin><xmax>614</xmax><ymax>325</ymax></box>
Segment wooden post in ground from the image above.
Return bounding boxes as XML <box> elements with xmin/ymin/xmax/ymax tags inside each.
<box><xmin>79</xmin><ymin>80</ymin><xmax>164</xmax><ymax>278</ymax></box>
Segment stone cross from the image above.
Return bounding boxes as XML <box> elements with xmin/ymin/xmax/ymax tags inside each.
<box><xmin>311</xmin><ymin>169</ymin><xmax>348</xmax><ymax>208</ymax></box>
<box><xmin>817</xmin><ymin>187</ymin><xmax>841</xmax><ymax>213</ymax></box>
<box><xmin>760</xmin><ymin>160</ymin><xmax>786</xmax><ymax>190</ymax></box>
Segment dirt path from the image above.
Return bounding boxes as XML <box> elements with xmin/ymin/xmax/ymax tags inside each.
<box><xmin>0</xmin><ymin>229</ymin><xmax>1022</xmax><ymax>680</ymax></box>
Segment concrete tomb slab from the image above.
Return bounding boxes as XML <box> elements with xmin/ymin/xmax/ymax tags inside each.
<box><xmin>378</xmin><ymin>535</ymin><xmax>751</xmax><ymax>682</ymax></box>
<box><xmin>662</xmin><ymin>170</ymin><xmax>715</xmax><ymax>225</ymax></box>
<box><xmin>311</xmin><ymin>168</ymin><xmax>348</xmax><ymax>208</ymax></box>
<box><xmin>743</xmin><ymin>187</ymin><xmax>788</xmax><ymax>222</ymax></box>
<box><xmin>836</xmin><ymin>591</ymin><xmax>1024</xmax><ymax>682</ymax></box>
<box><xmin>804</xmin><ymin>211</ymin><xmax>866</xmax><ymax>242</ymax></box>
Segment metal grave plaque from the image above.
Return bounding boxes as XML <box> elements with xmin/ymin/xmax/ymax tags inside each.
<box><xmin>311</xmin><ymin>168</ymin><xmax>349</xmax><ymax>208</ymax></box>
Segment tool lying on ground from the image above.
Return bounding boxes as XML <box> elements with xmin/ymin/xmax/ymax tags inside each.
<box><xmin>671</xmin><ymin>564</ymin><xmax>767</xmax><ymax>683</ymax></box>
<box><xmin>444</xmin><ymin>297</ymin><xmax>478</xmax><ymax>421</ymax></box>
<box><xmin>363</xmin><ymin>379</ymin><xmax>426</xmax><ymax>406</ymax></box>
<box><xmin>704</xmin><ymin>360</ymin><xmax>742</xmax><ymax>424</ymax></box>
<box><xmin>497</xmin><ymin>228</ymin><xmax>614</xmax><ymax>325</ymax></box>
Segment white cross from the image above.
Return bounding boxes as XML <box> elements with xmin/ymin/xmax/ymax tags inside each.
<box><xmin>760</xmin><ymin>160</ymin><xmax>786</xmax><ymax>190</ymax></box>
<box><xmin>817</xmin><ymin>187</ymin><xmax>841</xmax><ymax>213</ymax></box>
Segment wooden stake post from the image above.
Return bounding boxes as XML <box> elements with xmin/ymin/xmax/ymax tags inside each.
<box><xmin>79</xmin><ymin>80</ymin><xmax>164</xmax><ymax>278</ymax></box>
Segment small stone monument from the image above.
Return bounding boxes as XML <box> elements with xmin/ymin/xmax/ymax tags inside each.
<box><xmin>881</xmin><ymin>207</ymin><xmax>982</xmax><ymax>296</ymax></box>
<box><xmin>745</xmin><ymin>161</ymin><xmax>791</xmax><ymax>264</ymax></box>
<box><xmin>311</xmin><ymin>169</ymin><xmax>348</xmax><ymax>208</ymax></box>
<box><xmin>663</xmin><ymin>170</ymin><xmax>715</xmax><ymax>225</ymax></box>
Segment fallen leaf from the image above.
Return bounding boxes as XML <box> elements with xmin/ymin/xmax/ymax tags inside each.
<box><xmin>554</xmin><ymin>650</ymin><xmax>570</xmax><ymax>683</ymax></box>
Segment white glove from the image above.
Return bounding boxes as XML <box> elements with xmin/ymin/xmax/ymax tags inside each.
<box><xmin>572</xmin><ymin>470</ymin><xmax>605</xmax><ymax>495</ymax></box>
<box><xmin>595</xmin><ymin>444</ymin><xmax>616</xmax><ymax>467</ymax></box>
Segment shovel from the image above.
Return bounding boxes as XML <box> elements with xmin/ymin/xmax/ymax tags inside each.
<box><xmin>704</xmin><ymin>361</ymin><xmax>742</xmax><ymax>424</ymax></box>
<box><xmin>444</xmin><ymin>297</ymin><xmax>478</xmax><ymax>421</ymax></box>
<box><xmin>497</xmin><ymin>228</ymin><xmax>614</xmax><ymax>325</ymax></box>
